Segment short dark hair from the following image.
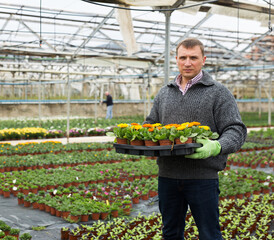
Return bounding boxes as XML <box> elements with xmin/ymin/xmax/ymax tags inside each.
<box><xmin>176</xmin><ymin>38</ymin><xmax>204</xmax><ymax>56</ymax></box>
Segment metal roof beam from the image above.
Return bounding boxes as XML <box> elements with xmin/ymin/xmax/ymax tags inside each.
<box><xmin>155</xmin><ymin>10</ymin><xmax>212</xmax><ymax>63</ymax></box>
<box><xmin>212</xmin><ymin>39</ymin><xmax>252</xmax><ymax>64</ymax></box>
<box><xmin>191</xmin><ymin>0</ymin><xmax>274</xmax><ymax>14</ymax></box>
<box><xmin>226</xmin><ymin>29</ymin><xmax>273</xmax><ymax>62</ymax></box>
<box><xmin>18</xmin><ymin>18</ymin><xmax>57</xmax><ymax>51</ymax></box>
<box><xmin>73</xmin><ymin>8</ymin><xmax>114</xmax><ymax>57</ymax></box>
<box><xmin>0</xmin><ymin>13</ymin><xmax>13</xmax><ymax>34</ymax></box>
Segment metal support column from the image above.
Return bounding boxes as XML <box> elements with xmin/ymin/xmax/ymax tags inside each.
<box><xmin>66</xmin><ymin>59</ymin><xmax>71</xmax><ymax>143</ymax></box>
<box><xmin>268</xmin><ymin>71</ymin><xmax>272</xmax><ymax>126</ymax></box>
<box><xmin>164</xmin><ymin>11</ymin><xmax>171</xmax><ymax>85</ymax></box>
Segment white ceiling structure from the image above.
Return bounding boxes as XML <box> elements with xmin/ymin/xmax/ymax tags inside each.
<box><xmin>0</xmin><ymin>0</ymin><xmax>273</xmax><ymax>91</ymax></box>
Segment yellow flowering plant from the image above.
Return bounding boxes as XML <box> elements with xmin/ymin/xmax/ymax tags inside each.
<box><xmin>112</xmin><ymin>123</ymin><xmax>129</xmax><ymax>139</ymax></box>
<box><xmin>196</xmin><ymin>125</ymin><xmax>219</xmax><ymax>140</ymax></box>
<box><xmin>109</xmin><ymin>122</ymin><xmax>219</xmax><ymax>144</ymax></box>
<box><xmin>154</xmin><ymin>124</ymin><xmax>178</xmax><ymax>141</ymax></box>
<box><xmin>169</xmin><ymin>122</ymin><xmax>198</xmax><ymax>143</ymax></box>
<box><xmin>124</xmin><ymin>123</ymin><xmax>145</xmax><ymax>141</ymax></box>
<box><xmin>169</xmin><ymin>122</ymin><xmax>219</xmax><ymax>143</ymax></box>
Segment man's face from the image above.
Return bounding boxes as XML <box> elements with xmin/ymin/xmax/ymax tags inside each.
<box><xmin>176</xmin><ymin>45</ymin><xmax>206</xmax><ymax>82</ymax></box>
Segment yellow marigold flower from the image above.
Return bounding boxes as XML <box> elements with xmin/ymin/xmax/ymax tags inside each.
<box><xmin>164</xmin><ymin>125</ymin><xmax>172</xmax><ymax>129</ymax></box>
<box><xmin>152</xmin><ymin>123</ymin><xmax>162</xmax><ymax>127</ymax></box>
<box><xmin>199</xmin><ymin>126</ymin><xmax>210</xmax><ymax>131</ymax></box>
<box><xmin>117</xmin><ymin>123</ymin><xmax>129</xmax><ymax>128</ymax></box>
<box><xmin>177</xmin><ymin>126</ymin><xmax>187</xmax><ymax>131</ymax></box>
<box><xmin>133</xmin><ymin>125</ymin><xmax>142</xmax><ymax>130</ymax></box>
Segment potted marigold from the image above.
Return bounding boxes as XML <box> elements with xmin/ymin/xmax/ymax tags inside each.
<box><xmin>111</xmin><ymin>123</ymin><xmax>130</xmax><ymax>144</ymax></box>
<box><xmin>169</xmin><ymin>123</ymin><xmax>194</xmax><ymax>144</ymax></box>
<box><xmin>154</xmin><ymin>125</ymin><xmax>176</xmax><ymax>145</ymax></box>
<box><xmin>124</xmin><ymin>123</ymin><xmax>145</xmax><ymax>146</ymax></box>
<box><xmin>196</xmin><ymin>125</ymin><xmax>219</xmax><ymax>140</ymax></box>
<box><xmin>142</xmin><ymin>124</ymin><xmax>162</xmax><ymax>146</ymax></box>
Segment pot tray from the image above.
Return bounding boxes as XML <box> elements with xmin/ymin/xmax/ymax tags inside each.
<box><xmin>113</xmin><ymin>143</ymin><xmax>202</xmax><ymax>157</ymax></box>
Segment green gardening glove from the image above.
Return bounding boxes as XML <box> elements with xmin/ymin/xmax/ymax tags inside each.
<box><xmin>185</xmin><ymin>138</ymin><xmax>221</xmax><ymax>159</ymax></box>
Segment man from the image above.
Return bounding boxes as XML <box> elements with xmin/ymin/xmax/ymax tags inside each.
<box><xmin>102</xmin><ymin>91</ymin><xmax>113</xmax><ymax>119</ymax></box>
<box><xmin>144</xmin><ymin>38</ymin><xmax>246</xmax><ymax>240</ymax></box>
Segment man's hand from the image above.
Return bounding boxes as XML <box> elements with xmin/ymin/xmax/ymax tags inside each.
<box><xmin>185</xmin><ymin>138</ymin><xmax>221</xmax><ymax>159</ymax></box>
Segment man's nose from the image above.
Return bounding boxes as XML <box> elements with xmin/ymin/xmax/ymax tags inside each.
<box><xmin>184</xmin><ymin>58</ymin><xmax>191</xmax><ymax>66</ymax></box>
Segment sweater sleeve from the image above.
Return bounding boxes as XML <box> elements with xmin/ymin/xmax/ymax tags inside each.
<box><xmin>214</xmin><ymin>86</ymin><xmax>247</xmax><ymax>154</ymax></box>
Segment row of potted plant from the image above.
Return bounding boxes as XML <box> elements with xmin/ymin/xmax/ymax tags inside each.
<box><xmin>0</xmin><ymin>141</ymin><xmax>113</xmax><ymax>156</ymax></box>
<box><xmin>61</xmin><ymin>193</ymin><xmax>273</xmax><ymax>240</ymax></box>
<box><xmin>17</xmin><ymin>178</ymin><xmax>157</xmax><ymax>222</ymax></box>
<box><xmin>0</xmin><ymin>128</ymin><xmax>48</xmax><ymax>141</ymax></box>
<box><xmin>0</xmin><ymin>220</ymin><xmax>32</xmax><ymax>240</ymax></box>
<box><xmin>109</xmin><ymin>122</ymin><xmax>219</xmax><ymax>146</ymax></box>
<box><xmin>227</xmin><ymin>149</ymin><xmax>274</xmax><ymax>169</ymax></box>
<box><xmin>17</xmin><ymin>190</ymin><xmax>130</xmax><ymax>222</ymax></box>
<box><xmin>0</xmin><ymin>159</ymin><xmax>272</xmax><ymax>205</ymax></box>
<box><xmin>246</xmin><ymin>128</ymin><xmax>274</xmax><ymax>142</ymax></box>
<box><xmin>239</xmin><ymin>142</ymin><xmax>273</xmax><ymax>152</ymax></box>
<box><xmin>0</xmin><ymin>113</ymin><xmax>271</xmax><ymax>132</ymax></box>
<box><xmin>219</xmin><ymin>168</ymin><xmax>273</xmax><ymax>199</ymax></box>
<box><xmin>0</xmin><ymin>127</ymin><xmax>111</xmax><ymax>141</ymax></box>
<box><xmin>0</xmin><ymin>116</ymin><xmax>144</xmax><ymax>133</ymax></box>
<box><xmin>0</xmin><ymin>149</ymin><xmax>141</xmax><ymax>172</ymax></box>
<box><xmin>0</xmin><ymin>159</ymin><xmax>158</xmax><ymax>196</ymax></box>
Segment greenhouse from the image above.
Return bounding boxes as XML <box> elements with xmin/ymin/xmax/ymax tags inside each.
<box><xmin>0</xmin><ymin>0</ymin><xmax>273</xmax><ymax>240</ymax></box>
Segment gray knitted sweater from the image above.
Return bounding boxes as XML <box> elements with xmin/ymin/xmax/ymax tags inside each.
<box><xmin>144</xmin><ymin>70</ymin><xmax>247</xmax><ymax>179</ymax></box>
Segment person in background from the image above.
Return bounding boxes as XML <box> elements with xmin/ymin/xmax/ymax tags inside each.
<box><xmin>101</xmin><ymin>91</ymin><xmax>113</xmax><ymax>119</ymax></box>
<box><xmin>144</xmin><ymin>38</ymin><xmax>247</xmax><ymax>240</ymax></box>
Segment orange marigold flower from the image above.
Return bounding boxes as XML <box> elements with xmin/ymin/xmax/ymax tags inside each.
<box><xmin>148</xmin><ymin>128</ymin><xmax>154</xmax><ymax>132</ymax></box>
<box><xmin>131</xmin><ymin>123</ymin><xmax>139</xmax><ymax>125</ymax></box>
<box><xmin>142</xmin><ymin>124</ymin><xmax>153</xmax><ymax>128</ymax></box>
<box><xmin>190</xmin><ymin>121</ymin><xmax>201</xmax><ymax>126</ymax></box>
<box><xmin>157</xmin><ymin>127</ymin><xmax>163</xmax><ymax>130</ymax></box>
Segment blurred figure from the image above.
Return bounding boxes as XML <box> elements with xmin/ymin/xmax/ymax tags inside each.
<box><xmin>101</xmin><ymin>91</ymin><xmax>113</xmax><ymax>119</ymax></box>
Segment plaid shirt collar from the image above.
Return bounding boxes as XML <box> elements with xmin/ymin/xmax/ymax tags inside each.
<box><xmin>175</xmin><ymin>71</ymin><xmax>203</xmax><ymax>95</ymax></box>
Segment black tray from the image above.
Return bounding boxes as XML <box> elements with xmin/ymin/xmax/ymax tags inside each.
<box><xmin>113</xmin><ymin>143</ymin><xmax>202</xmax><ymax>157</ymax></box>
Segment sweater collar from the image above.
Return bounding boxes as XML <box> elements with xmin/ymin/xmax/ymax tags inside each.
<box><xmin>168</xmin><ymin>70</ymin><xmax>214</xmax><ymax>88</ymax></box>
